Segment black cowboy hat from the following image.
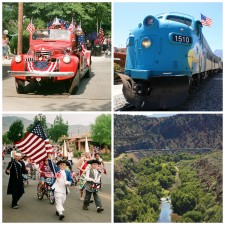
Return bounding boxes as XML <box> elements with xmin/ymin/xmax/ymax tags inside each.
<box><xmin>87</xmin><ymin>159</ymin><xmax>101</xmax><ymax>165</ymax></box>
<box><xmin>56</xmin><ymin>160</ymin><xmax>71</xmax><ymax>167</ymax></box>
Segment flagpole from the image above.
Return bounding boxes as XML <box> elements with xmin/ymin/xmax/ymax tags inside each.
<box><xmin>97</xmin><ymin>19</ymin><xmax>98</xmax><ymax>34</ymax></box>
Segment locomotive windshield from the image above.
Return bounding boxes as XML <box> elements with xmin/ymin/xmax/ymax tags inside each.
<box><xmin>166</xmin><ymin>15</ymin><xmax>192</xmax><ymax>26</ymax></box>
<box><xmin>32</xmin><ymin>29</ymin><xmax>70</xmax><ymax>41</ymax></box>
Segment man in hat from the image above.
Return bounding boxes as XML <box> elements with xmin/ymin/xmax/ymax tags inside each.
<box><xmin>83</xmin><ymin>159</ymin><xmax>104</xmax><ymax>213</ymax></box>
<box><xmin>5</xmin><ymin>152</ymin><xmax>28</xmax><ymax>209</ymax></box>
<box><xmin>49</xmin><ymin>159</ymin><xmax>73</xmax><ymax>220</ymax></box>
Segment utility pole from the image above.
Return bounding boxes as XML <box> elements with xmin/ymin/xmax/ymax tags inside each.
<box><xmin>18</xmin><ymin>2</ymin><xmax>23</xmax><ymax>54</ymax></box>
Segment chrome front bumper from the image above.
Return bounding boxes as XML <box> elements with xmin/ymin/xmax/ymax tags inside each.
<box><xmin>8</xmin><ymin>71</ymin><xmax>74</xmax><ymax>77</ymax></box>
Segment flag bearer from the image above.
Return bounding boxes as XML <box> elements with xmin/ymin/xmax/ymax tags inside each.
<box><xmin>49</xmin><ymin>160</ymin><xmax>73</xmax><ymax>220</ymax></box>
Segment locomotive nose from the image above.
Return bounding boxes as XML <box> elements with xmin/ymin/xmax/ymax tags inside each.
<box><xmin>143</xmin><ymin>15</ymin><xmax>158</xmax><ymax>28</ymax></box>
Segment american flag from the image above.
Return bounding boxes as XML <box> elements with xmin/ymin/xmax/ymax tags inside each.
<box><xmin>81</xmin><ymin>44</ymin><xmax>86</xmax><ymax>56</ymax></box>
<box><xmin>201</xmin><ymin>14</ymin><xmax>213</xmax><ymax>27</ymax></box>
<box><xmin>14</xmin><ymin>123</ymin><xmax>52</xmax><ymax>164</ymax></box>
<box><xmin>99</xmin><ymin>27</ymin><xmax>105</xmax><ymax>44</ymax></box>
<box><xmin>27</xmin><ymin>60</ymin><xmax>58</xmax><ymax>72</ymax></box>
<box><xmin>26</xmin><ymin>20</ymin><xmax>35</xmax><ymax>33</ymax></box>
<box><xmin>68</xmin><ymin>19</ymin><xmax>76</xmax><ymax>33</ymax></box>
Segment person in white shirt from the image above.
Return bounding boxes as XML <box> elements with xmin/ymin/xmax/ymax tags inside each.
<box><xmin>49</xmin><ymin>160</ymin><xmax>73</xmax><ymax>220</ymax></box>
<box><xmin>83</xmin><ymin>159</ymin><xmax>104</xmax><ymax>212</ymax></box>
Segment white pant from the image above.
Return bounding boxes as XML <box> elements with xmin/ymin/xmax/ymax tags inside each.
<box><xmin>55</xmin><ymin>192</ymin><xmax>66</xmax><ymax>214</ymax></box>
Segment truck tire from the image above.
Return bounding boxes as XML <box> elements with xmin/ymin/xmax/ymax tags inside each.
<box><xmin>68</xmin><ymin>71</ymin><xmax>80</xmax><ymax>95</ymax></box>
<box><xmin>15</xmin><ymin>78</ymin><xmax>25</xmax><ymax>94</ymax></box>
<box><xmin>85</xmin><ymin>67</ymin><xmax>91</xmax><ymax>78</ymax></box>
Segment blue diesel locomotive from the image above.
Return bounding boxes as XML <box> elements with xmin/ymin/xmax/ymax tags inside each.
<box><xmin>119</xmin><ymin>12</ymin><xmax>221</xmax><ymax>109</ymax></box>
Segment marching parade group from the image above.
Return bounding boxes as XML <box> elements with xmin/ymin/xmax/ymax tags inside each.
<box><xmin>4</xmin><ymin>145</ymin><xmax>106</xmax><ymax>220</ymax></box>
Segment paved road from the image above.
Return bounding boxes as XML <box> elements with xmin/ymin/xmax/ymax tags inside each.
<box><xmin>3</xmin><ymin>55</ymin><xmax>111</xmax><ymax>111</ymax></box>
<box><xmin>2</xmin><ymin>155</ymin><xmax>111</xmax><ymax>222</ymax></box>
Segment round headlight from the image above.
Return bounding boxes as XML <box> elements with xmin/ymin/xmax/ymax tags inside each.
<box><xmin>144</xmin><ymin>16</ymin><xmax>155</xmax><ymax>26</ymax></box>
<box><xmin>63</xmin><ymin>55</ymin><xmax>71</xmax><ymax>64</ymax></box>
<box><xmin>15</xmin><ymin>55</ymin><xmax>22</xmax><ymax>63</ymax></box>
<box><xmin>142</xmin><ymin>38</ymin><xmax>151</xmax><ymax>48</ymax></box>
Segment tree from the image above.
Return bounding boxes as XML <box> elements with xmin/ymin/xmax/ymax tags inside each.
<box><xmin>7</xmin><ymin>120</ymin><xmax>24</xmax><ymax>142</ymax></box>
<box><xmin>2</xmin><ymin>133</ymin><xmax>11</xmax><ymax>144</ymax></box>
<box><xmin>3</xmin><ymin>3</ymin><xmax>111</xmax><ymax>38</ymax></box>
<box><xmin>48</xmin><ymin>115</ymin><xmax>68</xmax><ymax>143</ymax></box>
<box><xmin>182</xmin><ymin>211</ymin><xmax>202</xmax><ymax>222</ymax></box>
<box><xmin>26</xmin><ymin>115</ymin><xmax>48</xmax><ymax>134</ymax></box>
<box><xmin>90</xmin><ymin>114</ymin><xmax>111</xmax><ymax>147</ymax></box>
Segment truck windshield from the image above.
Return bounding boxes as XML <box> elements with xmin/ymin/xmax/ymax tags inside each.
<box><xmin>32</xmin><ymin>29</ymin><xmax>70</xmax><ymax>41</ymax></box>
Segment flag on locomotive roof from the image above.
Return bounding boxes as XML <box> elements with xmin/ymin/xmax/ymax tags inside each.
<box><xmin>99</xmin><ymin>27</ymin><xmax>105</xmax><ymax>44</ymax></box>
<box><xmin>26</xmin><ymin>19</ymin><xmax>35</xmax><ymax>33</ymax></box>
<box><xmin>14</xmin><ymin>123</ymin><xmax>52</xmax><ymax>163</ymax></box>
<box><xmin>201</xmin><ymin>14</ymin><xmax>213</xmax><ymax>27</ymax></box>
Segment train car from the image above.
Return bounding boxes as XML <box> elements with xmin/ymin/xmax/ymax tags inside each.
<box><xmin>118</xmin><ymin>12</ymin><xmax>221</xmax><ymax>109</ymax></box>
<box><xmin>8</xmin><ymin>18</ymin><xmax>91</xmax><ymax>94</ymax></box>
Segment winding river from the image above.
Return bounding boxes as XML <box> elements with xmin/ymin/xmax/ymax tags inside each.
<box><xmin>157</xmin><ymin>197</ymin><xmax>172</xmax><ymax>223</ymax></box>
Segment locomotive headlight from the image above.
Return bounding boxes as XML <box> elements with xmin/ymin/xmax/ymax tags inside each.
<box><xmin>63</xmin><ymin>55</ymin><xmax>71</xmax><ymax>64</ymax></box>
<box><xmin>144</xmin><ymin>16</ymin><xmax>155</xmax><ymax>26</ymax></box>
<box><xmin>15</xmin><ymin>55</ymin><xmax>22</xmax><ymax>63</ymax></box>
<box><xmin>142</xmin><ymin>38</ymin><xmax>151</xmax><ymax>48</ymax></box>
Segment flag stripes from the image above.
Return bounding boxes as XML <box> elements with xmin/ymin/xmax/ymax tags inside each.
<box><xmin>201</xmin><ymin>14</ymin><xmax>213</xmax><ymax>27</ymax></box>
<box><xmin>15</xmin><ymin>123</ymin><xmax>52</xmax><ymax>164</ymax></box>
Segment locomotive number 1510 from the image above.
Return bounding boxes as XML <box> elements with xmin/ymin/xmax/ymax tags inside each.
<box><xmin>172</xmin><ymin>34</ymin><xmax>192</xmax><ymax>44</ymax></box>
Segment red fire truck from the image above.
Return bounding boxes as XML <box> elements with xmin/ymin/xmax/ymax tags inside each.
<box><xmin>8</xmin><ymin>18</ymin><xmax>91</xmax><ymax>94</ymax></box>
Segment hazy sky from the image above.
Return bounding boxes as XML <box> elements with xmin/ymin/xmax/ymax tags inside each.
<box><xmin>114</xmin><ymin>2</ymin><xmax>222</xmax><ymax>52</ymax></box>
<box><xmin>3</xmin><ymin>113</ymin><xmax>107</xmax><ymax>125</ymax></box>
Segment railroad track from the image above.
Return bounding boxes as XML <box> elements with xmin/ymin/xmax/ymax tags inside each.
<box><xmin>115</xmin><ymin>72</ymin><xmax>222</xmax><ymax>111</ymax></box>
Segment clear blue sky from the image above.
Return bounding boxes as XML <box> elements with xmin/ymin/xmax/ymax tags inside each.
<box><xmin>114</xmin><ymin>2</ymin><xmax>222</xmax><ymax>52</ymax></box>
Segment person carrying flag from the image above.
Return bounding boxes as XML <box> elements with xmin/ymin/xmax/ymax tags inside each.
<box><xmin>49</xmin><ymin>159</ymin><xmax>73</xmax><ymax>220</ymax></box>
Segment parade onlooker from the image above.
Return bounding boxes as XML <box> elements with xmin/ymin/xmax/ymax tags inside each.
<box><xmin>2</xmin><ymin>33</ymin><xmax>9</xmax><ymax>59</ymax></box>
<box><xmin>83</xmin><ymin>159</ymin><xmax>104</xmax><ymax>213</ymax></box>
<box><xmin>5</xmin><ymin>152</ymin><xmax>28</xmax><ymax>209</ymax></box>
<box><xmin>49</xmin><ymin>160</ymin><xmax>73</xmax><ymax>220</ymax></box>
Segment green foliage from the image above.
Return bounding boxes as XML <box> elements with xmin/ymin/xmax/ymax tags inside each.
<box><xmin>26</xmin><ymin>115</ymin><xmax>48</xmax><ymax>134</ymax></box>
<box><xmin>114</xmin><ymin>155</ymin><xmax>176</xmax><ymax>222</ymax></box>
<box><xmin>182</xmin><ymin>211</ymin><xmax>202</xmax><ymax>222</ymax></box>
<box><xmin>170</xmin><ymin>151</ymin><xmax>222</xmax><ymax>222</ymax></box>
<box><xmin>3</xmin><ymin>2</ymin><xmax>111</xmax><ymax>39</ymax></box>
<box><xmin>90</xmin><ymin>114</ymin><xmax>111</xmax><ymax>147</ymax></box>
<box><xmin>171</xmin><ymin>191</ymin><xmax>197</xmax><ymax>215</ymax></box>
<box><xmin>48</xmin><ymin>115</ymin><xmax>68</xmax><ymax>143</ymax></box>
<box><xmin>2</xmin><ymin>133</ymin><xmax>11</xmax><ymax>144</ymax></box>
<box><xmin>9</xmin><ymin>33</ymin><xmax>29</xmax><ymax>54</ymax></box>
<box><xmin>7</xmin><ymin>120</ymin><xmax>24</xmax><ymax>142</ymax></box>
<box><xmin>115</xmin><ymin>151</ymin><xmax>222</xmax><ymax>223</ymax></box>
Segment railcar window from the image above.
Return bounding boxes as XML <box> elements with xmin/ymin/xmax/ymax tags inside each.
<box><xmin>166</xmin><ymin>15</ymin><xmax>192</xmax><ymax>26</ymax></box>
<box><xmin>157</xmin><ymin>16</ymin><xmax>163</xmax><ymax>19</ymax></box>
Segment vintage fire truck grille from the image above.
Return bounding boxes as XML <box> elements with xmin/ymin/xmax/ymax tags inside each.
<box><xmin>25</xmin><ymin>58</ymin><xmax>35</xmax><ymax>62</ymax></box>
<box><xmin>34</xmin><ymin>51</ymin><xmax>52</xmax><ymax>58</ymax></box>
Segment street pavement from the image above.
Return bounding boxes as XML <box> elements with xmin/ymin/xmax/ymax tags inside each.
<box><xmin>2</xmin><ymin>155</ymin><xmax>112</xmax><ymax>223</ymax></box>
<box><xmin>2</xmin><ymin>55</ymin><xmax>111</xmax><ymax>111</ymax></box>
